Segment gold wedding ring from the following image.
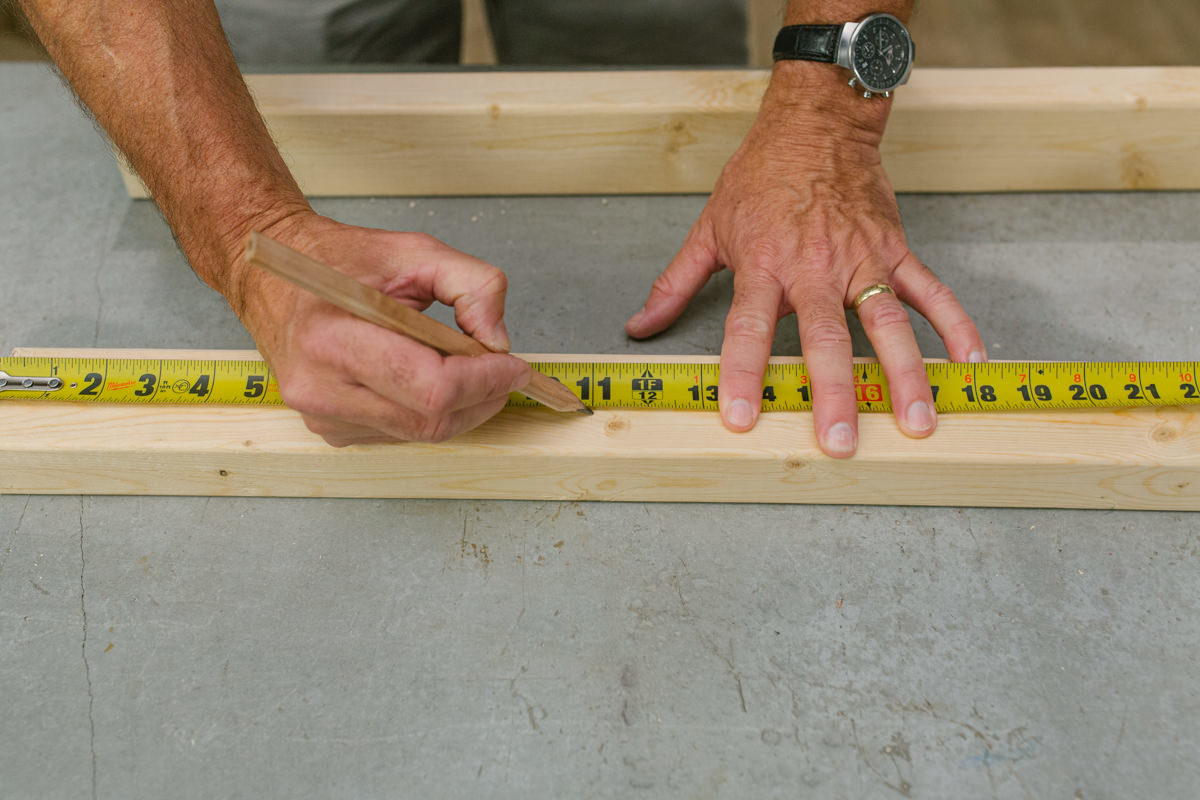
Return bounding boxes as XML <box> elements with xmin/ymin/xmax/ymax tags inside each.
<box><xmin>852</xmin><ymin>283</ymin><xmax>895</xmax><ymax>312</ymax></box>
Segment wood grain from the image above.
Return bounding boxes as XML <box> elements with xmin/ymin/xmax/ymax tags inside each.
<box><xmin>118</xmin><ymin>67</ymin><xmax>1200</xmax><ymax>197</ymax></box>
<box><xmin>4</xmin><ymin>349</ymin><xmax>1200</xmax><ymax>508</ymax></box>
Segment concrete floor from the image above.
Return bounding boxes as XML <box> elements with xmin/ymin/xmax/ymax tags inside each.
<box><xmin>3</xmin><ymin>63</ymin><xmax>1200</xmax><ymax>798</ymax></box>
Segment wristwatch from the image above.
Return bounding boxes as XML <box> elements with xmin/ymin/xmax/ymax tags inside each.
<box><xmin>772</xmin><ymin>13</ymin><xmax>914</xmax><ymax>98</ymax></box>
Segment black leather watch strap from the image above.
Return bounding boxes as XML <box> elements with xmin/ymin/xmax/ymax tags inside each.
<box><xmin>772</xmin><ymin>24</ymin><xmax>841</xmax><ymax>63</ymax></box>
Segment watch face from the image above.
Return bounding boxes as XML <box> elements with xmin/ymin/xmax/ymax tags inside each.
<box><xmin>851</xmin><ymin>15</ymin><xmax>912</xmax><ymax>92</ymax></box>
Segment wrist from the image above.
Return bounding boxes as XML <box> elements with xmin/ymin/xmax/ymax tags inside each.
<box><xmin>215</xmin><ymin>201</ymin><xmax>315</xmax><ymax>332</ymax></box>
<box><xmin>761</xmin><ymin>59</ymin><xmax>893</xmax><ymax>146</ymax></box>
<box><xmin>771</xmin><ymin>3</ymin><xmax>915</xmax><ymax>126</ymax></box>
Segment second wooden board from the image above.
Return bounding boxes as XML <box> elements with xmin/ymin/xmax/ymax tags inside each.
<box><xmin>115</xmin><ymin>67</ymin><xmax>1200</xmax><ymax>196</ymax></box>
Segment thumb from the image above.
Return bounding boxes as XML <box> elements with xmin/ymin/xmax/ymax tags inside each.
<box><xmin>625</xmin><ymin>217</ymin><xmax>721</xmax><ymax>339</ymax></box>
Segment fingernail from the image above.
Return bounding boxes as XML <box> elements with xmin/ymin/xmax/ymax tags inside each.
<box><xmin>627</xmin><ymin>307</ymin><xmax>647</xmax><ymax>329</ymax></box>
<box><xmin>491</xmin><ymin>322</ymin><xmax>512</xmax><ymax>353</ymax></box>
<box><xmin>725</xmin><ymin>398</ymin><xmax>754</xmax><ymax>430</ymax></box>
<box><xmin>906</xmin><ymin>400</ymin><xmax>936</xmax><ymax>433</ymax></box>
<box><xmin>822</xmin><ymin>422</ymin><xmax>856</xmax><ymax>455</ymax></box>
<box><xmin>968</xmin><ymin>349</ymin><xmax>987</xmax><ymax>363</ymax></box>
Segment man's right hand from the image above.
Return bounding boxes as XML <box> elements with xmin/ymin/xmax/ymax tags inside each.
<box><xmin>21</xmin><ymin>3</ymin><xmax>531</xmax><ymax>447</ymax></box>
<box><xmin>233</xmin><ymin>212</ymin><xmax>532</xmax><ymax>446</ymax></box>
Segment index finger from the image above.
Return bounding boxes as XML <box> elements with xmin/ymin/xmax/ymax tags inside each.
<box><xmin>414</xmin><ymin>237</ymin><xmax>514</xmax><ymax>353</ymax></box>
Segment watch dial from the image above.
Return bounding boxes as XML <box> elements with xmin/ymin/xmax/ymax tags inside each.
<box><xmin>852</xmin><ymin>16</ymin><xmax>911</xmax><ymax>91</ymax></box>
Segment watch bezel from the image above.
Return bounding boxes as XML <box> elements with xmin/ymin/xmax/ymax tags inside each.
<box><xmin>845</xmin><ymin>13</ymin><xmax>914</xmax><ymax>94</ymax></box>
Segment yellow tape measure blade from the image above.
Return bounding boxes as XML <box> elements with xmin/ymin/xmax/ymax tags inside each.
<box><xmin>4</xmin><ymin>357</ymin><xmax>1200</xmax><ymax>412</ymax></box>
<box><xmin>0</xmin><ymin>357</ymin><xmax>283</xmax><ymax>405</ymax></box>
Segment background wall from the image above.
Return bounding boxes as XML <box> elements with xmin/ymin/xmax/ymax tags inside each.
<box><xmin>5</xmin><ymin>1</ymin><xmax>1199</xmax><ymax>66</ymax></box>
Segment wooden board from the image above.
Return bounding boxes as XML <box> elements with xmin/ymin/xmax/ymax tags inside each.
<box><xmin>114</xmin><ymin>67</ymin><xmax>1200</xmax><ymax>197</ymax></box>
<box><xmin>4</xmin><ymin>350</ymin><xmax>1200</xmax><ymax>509</ymax></box>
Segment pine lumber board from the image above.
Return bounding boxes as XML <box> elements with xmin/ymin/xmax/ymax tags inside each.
<box><xmin>4</xmin><ymin>350</ymin><xmax>1200</xmax><ymax>509</ymax></box>
<box><xmin>114</xmin><ymin>66</ymin><xmax>1200</xmax><ymax>196</ymax></box>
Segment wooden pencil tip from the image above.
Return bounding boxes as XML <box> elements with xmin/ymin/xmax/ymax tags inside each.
<box><xmin>578</xmin><ymin>406</ymin><xmax>594</xmax><ymax>416</ymax></box>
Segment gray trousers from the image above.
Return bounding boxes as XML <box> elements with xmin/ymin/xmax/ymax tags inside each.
<box><xmin>215</xmin><ymin>0</ymin><xmax>747</xmax><ymax>66</ymax></box>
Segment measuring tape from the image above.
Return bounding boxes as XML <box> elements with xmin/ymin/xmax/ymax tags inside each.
<box><xmin>3</xmin><ymin>355</ymin><xmax>1200</xmax><ymax>413</ymax></box>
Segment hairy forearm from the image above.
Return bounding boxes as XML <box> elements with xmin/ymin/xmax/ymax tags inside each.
<box><xmin>19</xmin><ymin>0</ymin><xmax>309</xmax><ymax>313</ymax></box>
<box><xmin>783</xmin><ymin>0</ymin><xmax>913</xmax><ymax>25</ymax></box>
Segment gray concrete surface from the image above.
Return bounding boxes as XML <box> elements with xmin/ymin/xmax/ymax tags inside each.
<box><xmin>2</xmin><ymin>63</ymin><xmax>1199</xmax><ymax>799</ymax></box>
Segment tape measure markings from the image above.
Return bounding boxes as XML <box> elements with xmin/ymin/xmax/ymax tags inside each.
<box><xmin>3</xmin><ymin>356</ymin><xmax>1200</xmax><ymax>413</ymax></box>
<box><xmin>0</xmin><ymin>356</ymin><xmax>279</xmax><ymax>406</ymax></box>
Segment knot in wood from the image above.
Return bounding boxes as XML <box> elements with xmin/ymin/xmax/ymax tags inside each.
<box><xmin>605</xmin><ymin>416</ymin><xmax>631</xmax><ymax>436</ymax></box>
<box><xmin>1152</xmin><ymin>424</ymin><xmax>1179</xmax><ymax>443</ymax></box>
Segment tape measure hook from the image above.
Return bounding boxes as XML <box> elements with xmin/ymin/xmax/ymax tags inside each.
<box><xmin>0</xmin><ymin>371</ymin><xmax>63</xmax><ymax>393</ymax></box>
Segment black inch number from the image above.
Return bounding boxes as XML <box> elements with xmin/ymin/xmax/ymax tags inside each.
<box><xmin>189</xmin><ymin>374</ymin><xmax>212</xmax><ymax>397</ymax></box>
<box><xmin>1016</xmin><ymin>384</ymin><xmax>1052</xmax><ymax>403</ymax></box>
<box><xmin>1183</xmin><ymin>383</ymin><xmax>1199</xmax><ymax>399</ymax></box>
<box><xmin>244</xmin><ymin>375</ymin><xmax>266</xmax><ymax>399</ymax></box>
<box><xmin>575</xmin><ymin>376</ymin><xmax>590</xmax><ymax>401</ymax></box>
<box><xmin>761</xmin><ymin>386</ymin><xmax>777</xmax><ymax>403</ymax></box>
<box><xmin>596</xmin><ymin>376</ymin><xmax>612</xmax><ymax>401</ymax></box>
<box><xmin>79</xmin><ymin>372</ymin><xmax>103</xmax><ymax>396</ymax></box>
<box><xmin>798</xmin><ymin>385</ymin><xmax>811</xmax><ymax>403</ymax></box>
<box><xmin>134</xmin><ymin>373</ymin><xmax>157</xmax><ymax>397</ymax></box>
<box><xmin>688</xmin><ymin>385</ymin><xmax>718</xmax><ymax>403</ymax></box>
<box><xmin>1071</xmin><ymin>383</ymin><xmax>1108</xmax><ymax>401</ymax></box>
<box><xmin>963</xmin><ymin>384</ymin><xmax>996</xmax><ymax>403</ymax></box>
